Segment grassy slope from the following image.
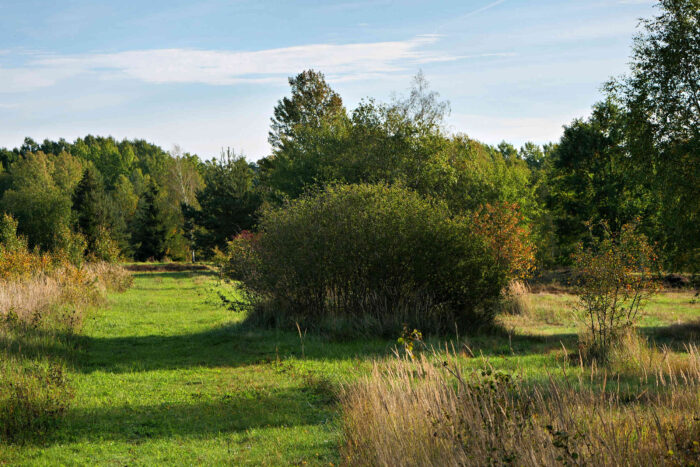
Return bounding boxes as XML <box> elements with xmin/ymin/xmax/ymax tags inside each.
<box><xmin>2</xmin><ymin>270</ymin><xmax>698</xmax><ymax>465</ymax></box>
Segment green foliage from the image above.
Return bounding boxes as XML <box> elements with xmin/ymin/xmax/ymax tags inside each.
<box><xmin>397</xmin><ymin>325</ymin><xmax>424</xmax><ymax>359</ymax></box>
<box><xmin>573</xmin><ymin>222</ymin><xmax>659</xmax><ymax>361</ymax></box>
<box><xmin>0</xmin><ymin>2</ymin><xmax>695</xmax><ymax>273</ymax></box>
<box><xmin>0</xmin><ymin>136</ymin><xmax>202</xmax><ymax>262</ymax></box>
<box><xmin>89</xmin><ymin>226</ymin><xmax>122</xmax><ymax>262</ymax></box>
<box><xmin>0</xmin><ymin>214</ymin><xmax>25</xmax><ymax>252</ymax></box>
<box><xmin>71</xmin><ymin>136</ymin><xmax>135</xmax><ymax>187</ymax></box>
<box><xmin>0</xmin><ymin>152</ymin><xmax>74</xmax><ymax>251</ymax></box>
<box><xmin>0</xmin><ymin>358</ymin><xmax>72</xmax><ymax>444</ymax></box>
<box><xmin>72</xmin><ymin>167</ymin><xmax>116</xmax><ymax>259</ymax></box>
<box><xmin>545</xmin><ymin>101</ymin><xmax>654</xmax><ymax>262</ymax></box>
<box><xmin>132</xmin><ymin>180</ymin><xmax>167</xmax><ymax>261</ymax></box>
<box><xmin>605</xmin><ymin>0</ymin><xmax>700</xmax><ymax>269</ymax></box>
<box><xmin>185</xmin><ymin>149</ymin><xmax>262</xmax><ymax>254</ymax></box>
<box><xmin>260</xmin><ymin>71</ymin><xmax>537</xmax><ymax>231</ymax></box>
<box><xmin>223</xmin><ymin>183</ymin><xmax>509</xmax><ymax>335</ymax></box>
<box><xmin>268</xmin><ymin>69</ymin><xmax>346</xmax><ymax>151</ymax></box>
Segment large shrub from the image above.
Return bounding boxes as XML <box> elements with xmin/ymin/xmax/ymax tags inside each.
<box><xmin>223</xmin><ymin>183</ymin><xmax>522</xmax><ymax>335</ymax></box>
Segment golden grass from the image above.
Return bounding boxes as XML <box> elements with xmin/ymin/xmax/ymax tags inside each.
<box><xmin>609</xmin><ymin>330</ymin><xmax>700</xmax><ymax>381</ymax></box>
<box><xmin>0</xmin><ymin>261</ymin><xmax>132</xmax><ymax>443</ymax></box>
<box><xmin>502</xmin><ymin>280</ymin><xmax>533</xmax><ymax>315</ymax></box>
<box><xmin>340</xmin><ymin>349</ymin><xmax>700</xmax><ymax>466</ymax></box>
<box><xmin>0</xmin><ymin>262</ymin><xmax>132</xmax><ymax>328</ymax></box>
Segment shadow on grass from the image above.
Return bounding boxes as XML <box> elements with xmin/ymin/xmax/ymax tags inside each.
<box><xmin>641</xmin><ymin>320</ymin><xmax>700</xmax><ymax>351</ymax></box>
<box><xmin>14</xmin><ymin>386</ymin><xmax>336</xmax><ymax>447</ymax></box>
<box><xmin>3</xmin><ymin>322</ymin><xmax>582</xmax><ymax>375</ymax></box>
<box><xmin>131</xmin><ymin>271</ymin><xmax>217</xmax><ymax>280</ymax></box>
<box><xmin>75</xmin><ymin>323</ymin><xmax>392</xmax><ymax>373</ymax></box>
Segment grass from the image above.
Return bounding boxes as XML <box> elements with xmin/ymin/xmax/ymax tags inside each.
<box><xmin>1</xmin><ymin>269</ymin><xmax>698</xmax><ymax>465</ymax></box>
<box><xmin>0</xmin><ymin>270</ymin><xmax>386</xmax><ymax>466</ymax></box>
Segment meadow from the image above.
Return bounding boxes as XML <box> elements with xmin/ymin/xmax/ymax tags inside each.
<box><xmin>1</xmin><ymin>267</ymin><xmax>697</xmax><ymax>465</ymax></box>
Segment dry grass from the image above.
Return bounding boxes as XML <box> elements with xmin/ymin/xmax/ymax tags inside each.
<box><xmin>0</xmin><ymin>262</ymin><xmax>132</xmax><ymax>328</ymax></box>
<box><xmin>609</xmin><ymin>330</ymin><xmax>700</xmax><ymax>381</ymax></box>
<box><xmin>85</xmin><ymin>261</ymin><xmax>134</xmax><ymax>294</ymax></box>
<box><xmin>340</xmin><ymin>349</ymin><xmax>700</xmax><ymax>466</ymax></box>
<box><xmin>0</xmin><ymin>262</ymin><xmax>132</xmax><ymax>443</ymax></box>
<box><xmin>0</xmin><ymin>276</ymin><xmax>63</xmax><ymax>324</ymax></box>
<box><xmin>502</xmin><ymin>280</ymin><xmax>533</xmax><ymax>315</ymax></box>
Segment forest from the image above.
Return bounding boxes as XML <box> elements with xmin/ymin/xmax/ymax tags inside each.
<box><xmin>0</xmin><ymin>0</ymin><xmax>696</xmax><ymax>272</ymax></box>
<box><xmin>1</xmin><ymin>0</ymin><xmax>699</xmax><ymax>465</ymax></box>
<box><xmin>1</xmin><ymin>53</ymin><xmax>697</xmax><ymax>271</ymax></box>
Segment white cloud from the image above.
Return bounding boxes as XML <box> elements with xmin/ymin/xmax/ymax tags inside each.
<box><xmin>0</xmin><ymin>66</ymin><xmax>79</xmax><ymax>93</ymax></box>
<box><xmin>0</xmin><ymin>35</ymin><xmax>481</xmax><ymax>92</ymax></box>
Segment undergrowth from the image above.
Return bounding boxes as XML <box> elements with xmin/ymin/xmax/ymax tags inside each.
<box><xmin>340</xmin><ymin>346</ymin><xmax>700</xmax><ymax>466</ymax></box>
<box><xmin>0</xmin><ymin>260</ymin><xmax>132</xmax><ymax>444</ymax></box>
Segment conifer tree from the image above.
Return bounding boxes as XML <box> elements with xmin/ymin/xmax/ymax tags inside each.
<box><xmin>133</xmin><ymin>180</ymin><xmax>167</xmax><ymax>261</ymax></box>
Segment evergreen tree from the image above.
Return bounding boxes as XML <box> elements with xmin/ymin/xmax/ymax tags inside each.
<box><xmin>185</xmin><ymin>150</ymin><xmax>261</xmax><ymax>253</ymax></box>
<box><xmin>72</xmin><ymin>167</ymin><xmax>107</xmax><ymax>254</ymax></box>
<box><xmin>133</xmin><ymin>180</ymin><xmax>167</xmax><ymax>261</ymax></box>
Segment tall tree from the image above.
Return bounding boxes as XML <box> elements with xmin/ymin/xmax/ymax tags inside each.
<box><xmin>268</xmin><ymin>70</ymin><xmax>346</xmax><ymax>151</ymax></box>
<box><xmin>132</xmin><ymin>180</ymin><xmax>167</xmax><ymax>261</ymax></box>
<box><xmin>547</xmin><ymin>101</ymin><xmax>653</xmax><ymax>261</ymax></box>
<box><xmin>72</xmin><ymin>167</ymin><xmax>109</xmax><ymax>255</ymax></box>
<box><xmin>186</xmin><ymin>149</ymin><xmax>261</xmax><ymax>253</ymax></box>
<box><xmin>606</xmin><ymin>0</ymin><xmax>699</xmax><ymax>268</ymax></box>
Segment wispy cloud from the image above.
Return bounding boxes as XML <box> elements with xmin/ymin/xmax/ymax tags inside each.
<box><xmin>0</xmin><ymin>35</ymin><xmax>494</xmax><ymax>92</ymax></box>
<box><xmin>462</xmin><ymin>0</ymin><xmax>507</xmax><ymax>18</ymax></box>
<box><xmin>435</xmin><ymin>0</ymin><xmax>508</xmax><ymax>33</ymax></box>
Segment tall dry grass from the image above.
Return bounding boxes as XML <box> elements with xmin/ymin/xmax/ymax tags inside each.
<box><xmin>0</xmin><ymin>261</ymin><xmax>132</xmax><ymax>443</ymax></box>
<box><xmin>340</xmin><ymin>348</ymin><xmax>700</xmax><ymax>466</ymax></box>
<box><xmin>502</xmin><ymin>279</ymin><xmax>533</xmax><ymax>315</ymax></box>
<box><xmin>0</xmin><ymin>262</ymin><xmax>132</xmax><ymax>328</ymax></box>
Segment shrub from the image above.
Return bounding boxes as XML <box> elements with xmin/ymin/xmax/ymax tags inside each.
<box><xmin>572</xmin><ymin>222</ymin><xmax>659</xmax><ymax>361</ymax></box>
<box><xmin>88</xmin><ymin>226</ymin><xmax>122</xmax><ymax>263</ymax></box>
<box><xmin>471</xmin><ymin>202</ymin><xmax>536</xmax><ymax>280</ymax></box>
<box><xmin>222</xmin><ymin>183</ymin><xmax>529</xmax><ymax>335</ymax></box>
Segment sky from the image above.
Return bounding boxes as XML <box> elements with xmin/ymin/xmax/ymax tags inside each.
<box><xmin>0</xmin><ymin>0</ymin><xmax>657</xmax><ymax>160</ymax></box>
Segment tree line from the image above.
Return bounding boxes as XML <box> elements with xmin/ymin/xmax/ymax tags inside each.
<box><xmin>0</xmin><ymin>0</ymin><xmax>696</xmax><ymax>270</ymax></box>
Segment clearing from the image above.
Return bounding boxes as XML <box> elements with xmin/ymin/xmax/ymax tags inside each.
<box><xmin>3</xmin><ymin>269</ymin><xmax>698</xmax><ymax>465</ymax></box>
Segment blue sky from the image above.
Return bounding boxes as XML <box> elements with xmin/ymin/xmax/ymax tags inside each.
<box><xmin>0</xmin><ymin>0</ymin><xmax>656</xmax><ymax>159</ymax></box>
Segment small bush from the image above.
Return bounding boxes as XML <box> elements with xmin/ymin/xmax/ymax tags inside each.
<box><xmin>88</xmin><ymin>226</ymin><xmax>122</xmax><ymax>263</ymax></box>
<box><xmin>222</xmin><ymin>183</ymin><xmax>530</xmax><ymax>335</ymax></box>
<box><xmin>573</xmin><ymin>222</ymin><xmax>659</xmax><ymax>362</ymax></box>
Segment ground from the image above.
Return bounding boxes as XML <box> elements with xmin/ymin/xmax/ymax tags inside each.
<box><xmin>2</xmin><ymin>269</ymin><xmax>698</xmax><ymax>465</ymax></box>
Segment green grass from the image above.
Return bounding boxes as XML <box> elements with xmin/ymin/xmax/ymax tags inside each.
<box><xmin>2</xmin><ymin>270</ymin><xmax>698</xmax><ymax>465</ymax></box>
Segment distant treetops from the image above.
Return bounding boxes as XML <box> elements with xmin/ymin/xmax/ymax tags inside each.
<box><xmin>0</xmin><ymin>0</ymin><xmax>695</xmax><ymax>270</ymax></box>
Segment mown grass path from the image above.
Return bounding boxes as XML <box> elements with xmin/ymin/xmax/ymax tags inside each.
<box><xmin>7</xmin><ymin>270</ymin><xmax>374</xmax><ymax>466</ymax></box>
